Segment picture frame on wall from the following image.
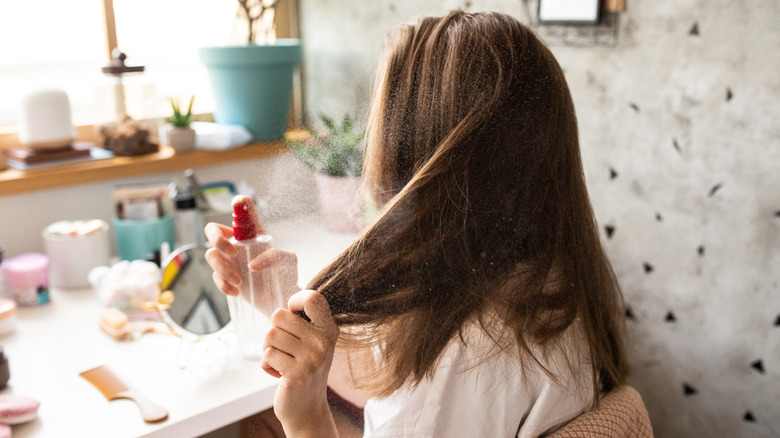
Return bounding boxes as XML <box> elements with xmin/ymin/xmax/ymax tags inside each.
<box><xmin>538</xmin><ymin>0</ymin><xmax>600</xmax><ymax>24</ymax></box>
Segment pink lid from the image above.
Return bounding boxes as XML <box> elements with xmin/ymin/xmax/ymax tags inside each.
<box><xmin>3</xmin><ymin>253</ymin><xmax>49</xmax><ymax>288</ymax></box>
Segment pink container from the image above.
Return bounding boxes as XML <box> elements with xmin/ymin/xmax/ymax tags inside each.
<box><xmin>2</xmin><ymin>253</ymin><xmax>50</xmax><ymax>306</ymax></box>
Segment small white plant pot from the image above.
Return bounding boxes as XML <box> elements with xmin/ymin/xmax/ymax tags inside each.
<box><xmin>166</xmin><ymin>126</ymin><xmax>196</xmax><ymax>153</ymax></box>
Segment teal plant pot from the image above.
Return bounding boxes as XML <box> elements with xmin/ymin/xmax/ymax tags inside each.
<box><xmin>199</xmin><ymin>40</ymin><xmax>302</xmax><ymax>142</ymax></box>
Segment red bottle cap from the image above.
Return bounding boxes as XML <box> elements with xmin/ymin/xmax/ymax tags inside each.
<box><xmin>232</xmin><ymin>195</ymin><xmax>261</xmax><ymax>241</ymax></box>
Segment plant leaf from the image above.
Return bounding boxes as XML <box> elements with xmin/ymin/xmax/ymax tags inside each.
<box><xmin>319</xmin><ymin>113</ymin><xmax>336</xmax><ymax>132</ymax></box>
<box><xmin>167</xmin><ymin>95</ymin><xmax>194</xmax><ymax>128</ymax></box>
<box><xmin>186</xmin><ymin>96</ymin><xmax>195</xmax><ymax>118</ymax></box>
<box><xmin>290</xmin><ymin>113</ymin><xmax>364</xmax><ymax>177</ymax></box>
<box><xmin>341</xmin><ymin>113</ymin><xmax>354</xmax><ymax>135</ymax></box>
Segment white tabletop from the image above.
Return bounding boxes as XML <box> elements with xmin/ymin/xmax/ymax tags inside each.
<box><xmin>2</xmin><ymin>214</ymin><xmax>357</xmax><ymax>438</ymax></box>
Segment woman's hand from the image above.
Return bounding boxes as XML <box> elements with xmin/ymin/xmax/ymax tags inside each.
<box><xmin>204</xmin><ymin>222</ymin><xmax>301</xmax><ymax>303</ymax></box>
<box><xmin>248</xmin><ymin>243</ymin><xmax>301</xmax><ymax>306</ymax></box>
<box><xmin>204</xmin><ymin>222</ymin><xmax>241</xmax><ymax>296</ymax></box>
<box><xmin>262</xmin><ymin>290</ymin><xmax>340</xmax><ymax>438</ymax></box>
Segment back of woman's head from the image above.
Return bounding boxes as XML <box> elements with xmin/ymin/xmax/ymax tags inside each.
<box><xmin>309</xmin><ymin>10</ymin><xmax>629</xmax><ymax>400</ymax></box>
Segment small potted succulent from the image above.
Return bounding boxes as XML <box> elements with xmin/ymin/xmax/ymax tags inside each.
<box><xmin>166</xmin><ymin>96</ymin><xmax>196</xmax><ymax>153</ymax></box>
<box><xmin>199</xmin><ymin>1</ymin><xmax>301</xmax><ymax>141</ymax></box>
<box><xmin>288</xmin><ymin>113</ymin><xmax>365</xmax><ymax>233</ymax></box>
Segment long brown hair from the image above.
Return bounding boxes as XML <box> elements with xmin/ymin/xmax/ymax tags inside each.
<box><xmin>309</xmin><ymin>10</ymin><xmax>630</xmax><ymax>401</ymax></box>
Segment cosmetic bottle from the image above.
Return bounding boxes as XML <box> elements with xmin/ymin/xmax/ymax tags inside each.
<box><xmin>228</xmin><ymin>195</ymin><xmax>283</xmax><ymax>360</ymax></box>
<box><xmin>174</xmin><ymin>193</ymin><xmax>205</xmax><ymax>248</ymax></box>
<box><xmin>4</xmin><ymin>253</ymin><xmax>49</xmax><ymax>306</ymax></box>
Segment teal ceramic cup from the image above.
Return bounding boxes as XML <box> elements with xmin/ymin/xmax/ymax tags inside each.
<box><xmin>113</xmin><ymin>216</ymin><xmax>175</xmax><ymax>262</ymax></box>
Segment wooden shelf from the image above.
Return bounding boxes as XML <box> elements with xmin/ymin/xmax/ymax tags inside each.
<box><xmin>0</xmin><ymin>132</ymin><xmax>304</xmax><ymax>197</ymax></box>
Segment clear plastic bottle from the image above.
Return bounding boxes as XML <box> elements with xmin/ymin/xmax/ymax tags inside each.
<box><xmin>228</xmin><ymin>195</ymin><xmax>283</xmax><ymax>360</ymax></box>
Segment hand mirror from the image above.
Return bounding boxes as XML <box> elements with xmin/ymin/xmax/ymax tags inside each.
<box><xmin>160</xmin><ymin>244</ymin><xmax>230</xmax><ymax>336</ymax></box>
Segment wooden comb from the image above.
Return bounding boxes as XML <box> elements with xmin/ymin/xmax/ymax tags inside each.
<box><xmin>79</xmin><ymin>365</ymin><xmax>168</xmax><ymax>423</ymax></box>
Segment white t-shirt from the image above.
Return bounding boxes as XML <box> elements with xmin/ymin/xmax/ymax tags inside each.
<box><xmin>362</xmin><ymin>322</ymin><xmax>593</xmax><ymax>438</ymax></box>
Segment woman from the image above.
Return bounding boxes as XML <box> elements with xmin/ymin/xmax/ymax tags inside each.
<box><xmin>206</xmin><ymin>10</ymin><xmax>630</xmax><ymax>437</ymax></box>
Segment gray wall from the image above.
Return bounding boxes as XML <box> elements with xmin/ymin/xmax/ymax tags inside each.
<box><xmin>300</xmin><ymin>0</ymin><xmax>780</xmax><ymax>436</ymax></box>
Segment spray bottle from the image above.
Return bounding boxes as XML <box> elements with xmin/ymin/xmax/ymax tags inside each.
<box><xmin>228</xmin><ymin>195</ymin><xmax>283</xmax><ymax>360</ymax></box>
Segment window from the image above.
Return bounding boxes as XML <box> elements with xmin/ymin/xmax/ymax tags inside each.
<box><xmin>0</xmin><ymin>0</ymin><xmax>108</xmax><ymax>126</ymax></box>
<box><xmin>0</xmin><ymin>1</ymin><xmax>241</xmax><ymax>128</ymax></box>
<box><xmin>111</xmin><ymin>0</ymin><xmax>238</xmax><ymax>120</ymax></box>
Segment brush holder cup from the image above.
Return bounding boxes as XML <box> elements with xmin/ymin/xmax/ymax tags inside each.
<box><xmin>43</xmin><ymin>220</ymin><xmax>110</xmax><ymax>289</ymax></box>
<box><xmin>113</xmin><ymin>216</ymin><xmax>175</xmax><ymax>262</ymax></box>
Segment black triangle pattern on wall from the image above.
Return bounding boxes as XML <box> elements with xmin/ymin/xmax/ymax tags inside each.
<box><xmin>625</xmin><ymin>305</ymin><xmax>636</xmax><ymax>321</ymax></box>
<box><xmin>586</xmin><ymin>8</ymin><xmax>780</xmax><ymax>431</ymax></box>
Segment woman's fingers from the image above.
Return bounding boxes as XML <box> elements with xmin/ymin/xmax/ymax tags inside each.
<box><xmin>261</xmin><ymin>310</ymin><xmax>308</xmax><ymax>379</ymax></box>
<box><xmin>288</xmin><ymin>290</ymin><xmax>337</xmax><ymax>333</ymax></box>
<box><xmin>212</xmin><ymin>237</ymin><xmax>238</xmax><ymax>257</ymax></box>
<box><xmin>249</xmin><ymin>248</ymin><xmax>296</xmax><ymax>271</ymax></box>
<box><xmin>205</xmin><ymin>248</ymin><xmax>242</xmax><ymax>282</ymax></box>
<box><xmin>203</xmin><ymin>224</ymin><xmax>242</xmax><ymax>297</ymax></box>
<box><xmin>211</xmin><ymin>271</ymin><xmax>239</xmax><ymax>296</ymax></box>
<box><xmin>260</xmin><ymin>292</ymin><xmax>338</xmax><ymax>380</ymax></box>
<box><xmin>204</xmin><ymin>247</ymin><xmax>240</xmax><ymax>278</ymax></box>
<box><xmin>268</xmin><ymin>307</ymin><xmax>310</xmax><ymax>340</ymax></box>
<box><xmin>249</xmin><ymin>248</ymin><xmax>301</xmax><ymax>303</ymax></box>
<box><xmin>204</xmin><ymin>222</ymin><xmax>238</xmax><ymax>256</ymax></box>
<box><xmin>264</xmin><ymin>324</ymin><xmax>302</xmax><ymax>353</ymax></box>
<box><xmin>261</xmin><ymin>346</ymin><xmax>295</xmax><ymax>379</ymax></box>
<box><xmin>204</xmin><ymin>221</ymin><xmax>233</xmax><ymax>240</ymax></box>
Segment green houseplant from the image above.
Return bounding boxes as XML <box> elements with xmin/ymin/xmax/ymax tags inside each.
<box><xmin>288</xmin><ymin>113</ymin><xmax>366</xmax><ymax>233</ymax></box>
<box><xmin>166</xmin><ymin>96</ymin><xmax>196</xmax><ymax>152</ymax></box>
<box><xmin>198</xmin><ymin>0</ymin><xmax>301</xmax><ymax>142</ymax></box>
<box><xmin>287</xmin><ymin>113</ymin><xmax>364</xmax><ymax>177</ymax></box>
<box><xmin>167</xmin><ymin>96</ymin><xmax>194</xmax><ymax>128</ymax></box>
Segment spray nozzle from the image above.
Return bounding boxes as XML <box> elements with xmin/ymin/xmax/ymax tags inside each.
<box><xmin>232</xmin><ymin>195</ymin><xmax>263</xmax><ymax>241</ymax></box>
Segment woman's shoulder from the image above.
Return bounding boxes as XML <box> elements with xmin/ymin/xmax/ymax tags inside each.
<box><xmin>363</xmin><ymin>319</ymin><xmax>594</xmax><ymax>437</ymax></box>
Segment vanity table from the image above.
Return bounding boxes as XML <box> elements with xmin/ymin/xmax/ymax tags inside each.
<box><xmin>2</xmin><ymin>214</ymin><xmax>357</xmax><ymax>437</ymax></box>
